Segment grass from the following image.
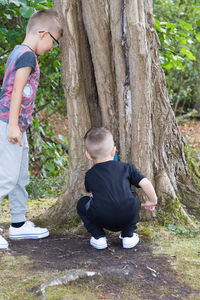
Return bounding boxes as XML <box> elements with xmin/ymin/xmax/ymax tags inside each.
<box><xmin>0</xmin><ymin>197</ymin><xmax>57</xmax><ymax>227</ymax></box>
<box><xmin>0</xmin><ymin>252</ymin><xmax>65</xmax><ymax>300</ymax></box>
<box><xmin>44</xmin><ymin>277</ymin><xmax>141</xmax><ymax>300</ymax></box>
<box><xmin>150</xmin><ymin>224</ymin><xmax>200</xmax><ymax>292</ymax></box>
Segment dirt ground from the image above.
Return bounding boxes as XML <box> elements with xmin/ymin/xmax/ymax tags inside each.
<box><xmin>179</xmin><ymin>119</ymin><xmax>200</xmax><ymax>149</ymax></box>
<box><xmin>1</xmin><ymin>230</ymin><xmax>198</xmax><ymax>300</ymax></box>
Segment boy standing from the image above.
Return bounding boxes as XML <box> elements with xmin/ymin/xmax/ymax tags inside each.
<box><xmin>0</xmin><ymin>9</ymin><xmax>63</xmax><ymax>249</ymax></box>
<box><xmin>77</xmin><ymin>127</ymin><xmax>157</xmax><ymax>250</ymax></box>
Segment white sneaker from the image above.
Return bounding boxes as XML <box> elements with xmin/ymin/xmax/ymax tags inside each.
<box><xmin>119</xmin><ymin>233</ymin><xmax>139</xmax><ymax>249</ymax></box>
<box><xmin>0</xmin><ymin>234</ymin><xmax>8</xmax><ymax>249</ymax></box>
<box><xmin>90</xmin><ymin>236</ymin><xmax>107</xmax><ymax>250</ymax></box>
<box><xmin>9</xmin><ymin>221</ymin><xmax>49</xmax><ymax>240</ymax></box>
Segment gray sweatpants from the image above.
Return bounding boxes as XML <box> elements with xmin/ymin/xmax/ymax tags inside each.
<box><xmin>0</xmin><ymin>120</ymin><xmax>29</xmax><ymax>223</ymax></box>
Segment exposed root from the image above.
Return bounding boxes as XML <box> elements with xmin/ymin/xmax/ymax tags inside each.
<box><xmin>36</xmin><ymin>269</ymin><xmax>98</xmax><ymax>298</ymax></box>
<box><xmin>179</xmin><ymin>206</ymin><xmax>198</xmax><ymax>229</ymax></box>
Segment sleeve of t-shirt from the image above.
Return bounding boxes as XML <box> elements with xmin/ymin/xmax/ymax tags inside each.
<box><xmin>85</xmin><ymin>172</ymin><xmax>91</xmax><ymax>192</ymax></box>
<box><xmin>15</xmin><ymin>51</ymin><xmax>36</xmax><ymax>73</ymax></box>
<box><xmin>128</xmin><ymin>164</ymin><xmax>146</xmax><ymax>188</ymax></box>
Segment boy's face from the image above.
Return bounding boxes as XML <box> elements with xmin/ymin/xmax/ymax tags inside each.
<box><xmin>36</xmin><ymin>31</ymin><xmax>61</xmax><ymax>55</ymax></box>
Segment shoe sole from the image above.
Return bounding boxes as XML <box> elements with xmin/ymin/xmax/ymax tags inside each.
<box><xmin>9</xmin><ymin>231</ymin><xmax>49</xmax><ymax>240</ymax></box>
<box><xmin>0</xmin><ymin>245</ymin><xmax>8</xmax><ymax>250</ymax></box>
<box><xmin>90</xmin><ymin>241</ymin><xmax>107</xmax><ymax>250</ymax></box>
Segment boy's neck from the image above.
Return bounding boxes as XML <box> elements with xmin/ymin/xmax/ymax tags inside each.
<box><xmin>93</xmin><ymin>156</ymin><xmax>114</xmax><ymax>164</ymax></box>
<box><xmin>22</xmin><ymin>35</ymin><xmax>37</xmax><ymax>53</ymax></box>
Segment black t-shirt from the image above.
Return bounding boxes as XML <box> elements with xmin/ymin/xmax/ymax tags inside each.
<box><xmin>85</xmin><ymin>160</ymin><xmax>145</xmax><ymax>226</ymax></box>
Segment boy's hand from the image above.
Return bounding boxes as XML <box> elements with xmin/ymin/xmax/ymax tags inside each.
<box><xmin>139</xmin><ymin>178</ymin><xmax>158</xmax><ymax>211</ymax></box>
<box><xmin>8</xmin><ymin>125</ymin><xmax>22</xmax><ymax>147</ymax></box>
<box><xmin>141</xmin><ymin>200</ymin><xmax>157</xmax><ymax>211</ymax></box>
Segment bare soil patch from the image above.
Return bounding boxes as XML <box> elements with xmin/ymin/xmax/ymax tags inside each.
<box><xmin>179</xmin><ymin>119</ymin><xmax>200</xmax><ymax>149</ymax></box>
<box><xmin>8</xmin><ymin>232</ymin><xmax>200</xmax><ymax>300</ymax></box>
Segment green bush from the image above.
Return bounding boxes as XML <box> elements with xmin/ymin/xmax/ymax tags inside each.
<box><xmin>154</xmin><ymin>0</ymin><xmax>200</xmax><ymax>114</ymax></box>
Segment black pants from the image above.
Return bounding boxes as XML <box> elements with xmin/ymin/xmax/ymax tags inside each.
<box><xmin>76</xmin><ymin>196</ymin><xmax>141</xmax><ymax>239</ymax></box>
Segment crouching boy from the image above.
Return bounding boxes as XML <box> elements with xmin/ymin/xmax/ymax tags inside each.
<box><xmin>77</xmin><ymin>127</ymin><xmax>157</xmax><ymax>250</ymax></box>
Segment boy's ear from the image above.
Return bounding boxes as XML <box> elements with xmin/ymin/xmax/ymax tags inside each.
<box><xmin>85</xmin><ymin>151</ymin><xmax>93</xmax><ymax>161</ymax></box>
<box><xmin>111</xmin><ymin>146</ymin><xmax>116</xmax><ymax>158</ymax></box>
<box><xmin>39</xmin><ymin>30</ymin><xmax>48</xmax><ymax>40</ymax></box>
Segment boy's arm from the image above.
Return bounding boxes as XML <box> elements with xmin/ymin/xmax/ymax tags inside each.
<box><xmin>8</xmin><ymin>66</ymin><xmax>32</xmax><ymax>146</ymax></box>
<box><xmin>85</xmin><ymin>173</ymin><xmax>91</xmax><ymax>193</ymax></box>
<box><xmin>138</xmin><ymin>178</ymin><xmax>158</xmax><ymax>211</ymax></box>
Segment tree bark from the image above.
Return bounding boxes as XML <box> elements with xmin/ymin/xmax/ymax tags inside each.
<box><xmin>42</xmin><ymin>0</ymin><xmax>199</xmax><ymax>226</ymax></box>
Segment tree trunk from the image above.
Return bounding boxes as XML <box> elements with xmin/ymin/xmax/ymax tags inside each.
<box><xmin>42</xmin><ymin>0</ymin><xmax>199</xmax><ymax>226</ymax></box>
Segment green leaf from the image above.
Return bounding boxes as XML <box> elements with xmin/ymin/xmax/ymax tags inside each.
<box><xmin>177</xmin><ymin>37</ymin><xmax>187</xmax><ymax>45</ymax></box>
<box><xmin>19</xmin><ymin>0</ymin><xmax>27</xmax><ymax>4</ymax></box>
<box><xmin>19</xmin><ymin>6</ymin><xmax>34</xmax><ymax>18</ymax></box>
<box><xmin>5</xmin><ymin>13</ymin><xmax>12</xmax><ymax>19</ymax></box>
<box><xmin>8</xmin><ymin>0</ymin><xmax>21</xmax><ymax>6</ymax></box>
<box><xmin>196</xmin><ymin>20</ymin><xmax>200</xmax><ymax>27</ymax></box>
<box><xmin>58</xmin><ymin>134</ymin><xmax>68</xmax><ymax>143</ymax></box>
<box><xmin>0</xmin><ymin>28</ymin><xmax>8</xmax><ymax>34</ymax></box>
<box><xmin>34</xmin><ymin>0</ymin><xmax>46</xmax><ymax>3</ymax></box>
<box><xmin>40</xmin><ymin>154</ymin><xmax>46</xmax><ymax>163</ymax></box>
<box><xmin>189</xmin><ymin>231</ymin><xmax>195</xmax><ymax>238</ymax></box>
<box><xmin>33</xmin><ymin>118</ymin><xmax>39</xmax><ymax>130</ymax></box>
<box><xmin>179</xmin><ymin>20</ymin><xmax>193</xmax><ymax>31</ymax></box>
<box><xmin>8</xmin><ymin>0</ymin><xmax>27</xmax><ymax>5</ymax></box>
<box><xmin>180</xmin><ymin>48</ymin><xmax>196</xmax><ymax>60</ymax></box>
<box><xmin>195</xmin><ymin>33</ymin><xmax>200</xmax><ymax>42</ymax></box>
<box><xmin>155</xmin><ymin>19</ymin><xmax>162</xmax><ymax>33</ymax></box>
<box><xmin>167</xmin><ymin>224</ymin><xmax>177</xmax><ymax>231</ymax></box>
<box><xmin>166</xmin><ymin>22</ymin><xmax>175</xmax><ymax>32</ymax></box>
<box><xmin>45</xmin><ymin>163</ymin><xmax>55</xmax><ymax>172</ymax></box>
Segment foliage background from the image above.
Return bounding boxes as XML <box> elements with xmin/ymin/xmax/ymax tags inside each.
<box><xmin>154</xmin><ymin>0</ymin><xmax>200</xmax><ymax>114</ymax></box>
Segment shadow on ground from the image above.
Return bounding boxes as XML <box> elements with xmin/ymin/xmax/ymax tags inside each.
<box><xmin>8</xmin><ymin>232</ymin><xmax>200</xmax><ymax>300</ymax></box>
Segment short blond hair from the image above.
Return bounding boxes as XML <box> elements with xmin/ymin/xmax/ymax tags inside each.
<box><xmin>26</xmin><ymin>9</ymin><xmax>63</xmax><ymax>36</ymax></box>
<box><xmin>84</xmin><ymin>127</ymin><xmax>114</xmax><ymax>159</ymax></box>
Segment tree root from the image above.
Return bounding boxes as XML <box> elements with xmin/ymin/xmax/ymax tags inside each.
<box><xmin>179</xmin><ymin>206</ymin><xmax>198</xmax><ymax>229</ymax></box>
<box><xmin>35</xmin><ymin>269</ymin><xmax>98</xmax><ymax>298</ymax></box>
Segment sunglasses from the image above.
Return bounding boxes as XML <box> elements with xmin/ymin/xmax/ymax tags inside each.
<box><xmin>38</xmin><ymin>31</ymin><xmax>59</xmax><ymax>45</ymax></box>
